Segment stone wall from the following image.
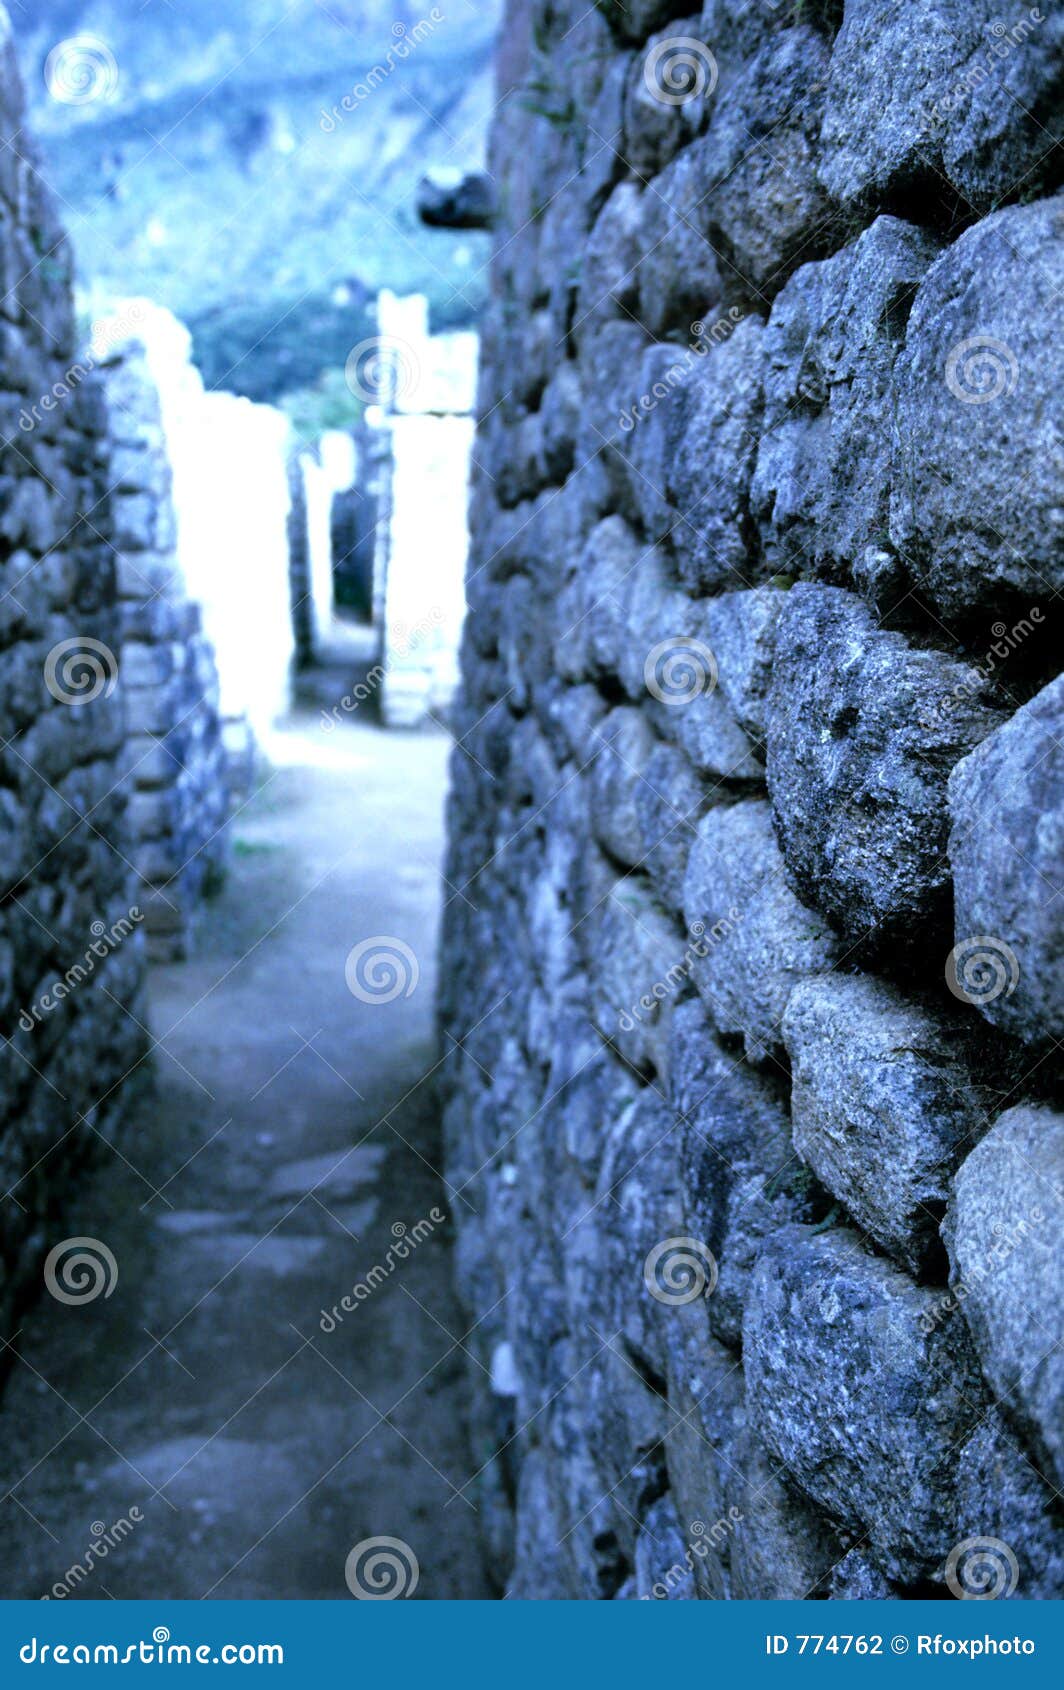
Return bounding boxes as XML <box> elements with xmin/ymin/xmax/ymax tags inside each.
<box><xmin>0</xmin><ymin>13</ymin><xmax>146</xmax><ymax>1349</ymax></box>
<box><xmin>369</xmin><ymin>292</ymin><xmax>477</xmax><ymax>728</ymax></box>
<box><xmin>439</xmin><ymin>0</ymin><xmax>1063</xmax><ymax>1600</ymax></box>
<box><xmin>288</xmin><ymin>430</ymin><xmax>358</xmax><ymax>666</ymax></box>
<box><xmin>116</xmin><ymin>303</ymin><xmax>293</xmax><ymax>766</ymax></box>
<box><xmin>98</xmin><ymin>319</ymin><xmax>230</xmax><ymax>961</ymax></box>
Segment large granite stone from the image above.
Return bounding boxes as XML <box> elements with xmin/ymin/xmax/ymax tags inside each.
<box><xmin>635</xmin><ymin>740</ymin><xmax>710</xmax><ymax>909</ymax></box>
<box><xmin>577</xmin><ymin>321</ymin><xmax>652</xmax><ymax>525</ymax></box>
<box><xmin>819</xmin><ymin>0</ymin><xmax>1064</xmax><ymax>214</ymax></box>
<box><xmin>948</xmin><ymin>675</ymin><xmax>1064</xmax><ymax>1046</ymax></box>
<box><xmin>751</xmin><ymin>217</ymin><xmax>941</xmax><ymax>582</ymax></box>
<box><xmin>588</xmin><ymin>706</ymin><xmax>659</xmax><ymax>867</ymax></box>
<box><xmin>623</xmin><ymin>21</ymin><xmax>710</xmax><ymax>178</ymax></box>
<box><xmin>745</xmin><ymin>1225</ymin><xmax>987</xmax><ymax>1582</ymax></box>
<box><xmin>691</xmin><ymin>25</ymin><xmax>833</xmax><ymax>297</ymax></box>
<box><xmin>890</xmin><ymin>198</ymin><xmax>1064</xmax><ymax>622</ymax></box>
<box><xmin>783</xmin><ymin>974</ymin><xmax>1004</xmax><ymax>1277</ymax></box>
<box><xmin>636</xmin><ymin>147</ymin><xmax>724</xmax><ymax>338</ymax></box>
<box><xmin>766</xmin><ymin>585</ymin><xmax>1004</xmax><ymax>949</ymax></box>
<box><xmin>576</xmin><ymin>181</ymin><xmax>646</xmax><ymax>343</ymax></box>
<box><xmin>592</xmin><ymin>1087</ymin><xmax>685</xmax><ymax>1378</ymax></box>
<box><xmin>555</xmin><ymin>513</ymin><xmax>637</xmax><ymax>684</ymax></box>
<box><xmin>943</xmin><ymin>1104</ymin><xmax>1064</xmax><ymax>1490</ymax></box>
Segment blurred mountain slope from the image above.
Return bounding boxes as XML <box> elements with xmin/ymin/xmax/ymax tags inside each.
<box><xmin>10</xmin><ymin>0</ymin><xmax>500</xmax><ymax>403</ymax></box>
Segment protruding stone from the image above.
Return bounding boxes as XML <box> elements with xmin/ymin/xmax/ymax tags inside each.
<box><xmin>766</xmin><ymin>585</ymin><xmax>1004</xmax><ymax>949</ymax></box>
<box><xmin>783</xmin><ymin>974</ymin><xmax>1004</xmax><ymax>1277</ymax></box>
<box><xmin>944</xmin><ymin>1104</ymin><xmax>1064</xmax><ymax>1490</ymax></box>
<box><xmin>658</xmin><ymin>315</ymin><xmax>766</xmax><ymax>594</ymax></box>
<box><xmin>416</xmin><ymin>168</ymin><xmax>495</xmax><ymax>229</ymax></box>
<box><xmin>890</xmin><ymin>198</ymin><xmax>1064</xmax><ymax>621</ymax></box>
<box><xmin>635</xmin><ymin>740</ymin><xmax>709</xmax><ymax>910</ymax></box>
<box><xmin>819</xmin><ymin>1</ymin><xmax>1064</xmax><ymax>215</ymax></box>
<box><xmin>691</xmin><ymin>25</ymin><xmax>832</xmax><ymax>295</ymax></box>
<box><xmin>728</xmin><ymin>1425</ymin><xmax>843</xmax><ymax>1601</ymax></box>
<box><xmin>751</xmin><ymin>216</ymin><xmax>941</xmax><ymax>582</ymax></box>
<box><xmin>948</xmin><ymin>674</ymin><xmax>1064</xmax><ymax>1047</ymax></box>
<box><xmin>745</xmin><ymin>1225</ymin><xmax>987</xmax><ymax>1582</ymax></box>
<box><xmin>636</xmin><ymin>147</ymin><xmax>724</xmax><ymax>338</ymax></box>
<box><xmin>588</xmin><ymin>707</ymin><xmax>658</xmax><ymax>866</ymax></box>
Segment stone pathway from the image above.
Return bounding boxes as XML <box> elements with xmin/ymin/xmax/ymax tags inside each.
<box><xmin>0</xmin><ymin>705</ymin><xmax>490</xmax><ymax>1600</ymax></box>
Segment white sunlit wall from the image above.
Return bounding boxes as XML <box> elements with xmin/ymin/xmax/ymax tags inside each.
<box><xmin>371</xmin><ymin>292</ymin><xmax>477</xmax><ymax>729</ymax></box>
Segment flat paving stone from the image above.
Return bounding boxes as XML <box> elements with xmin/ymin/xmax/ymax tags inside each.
<box><xmin>0</xmin><ymin>706</ymin><xmax>490</xmax><ymax>1600</ymax></box>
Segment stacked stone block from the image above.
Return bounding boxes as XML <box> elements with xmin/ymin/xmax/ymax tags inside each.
<box><xmin>107</xmin><ymin>302</ymin><xmax>294</xmax><ymax>770</ymax></box>
<box><xmin>98</xmin><ymin>326</ymin><xmax>230</xmax><ymax>960</ymax></box>
<box><xmin>439</xmin><ymin>0</ymin><xmax>1063</xmax><ymax>1599</ymax></box>
<box><xmin>0</xmin><ymin>11</ymin><xmax>146</xmax><ymax>1348</ymax></box>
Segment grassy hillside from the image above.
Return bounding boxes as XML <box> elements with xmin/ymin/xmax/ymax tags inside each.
<box><xmin>12</xmin><ymin>0</ymin><xmax>499</xmax><ymax>414</ymax></box>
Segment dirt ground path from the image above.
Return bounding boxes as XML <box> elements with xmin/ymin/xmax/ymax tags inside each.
<box><xmin>0</xmin><ymin>706</ymin><xmax>491</xmax><ymax>1600</ymax></box>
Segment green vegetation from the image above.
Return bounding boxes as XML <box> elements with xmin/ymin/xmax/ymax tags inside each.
<box><xmin>279</xmin><ymin>369</ymin><xmax>365</xmax><ymax>449</ymax></box>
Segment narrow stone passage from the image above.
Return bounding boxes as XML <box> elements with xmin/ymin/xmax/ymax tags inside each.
<box><xmin>0</xmin><ymin>702</ymin><xmax>489</xmax><ymax>1601</ymax></box>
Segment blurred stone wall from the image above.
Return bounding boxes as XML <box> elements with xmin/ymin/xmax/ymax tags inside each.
<box><xmin>98</xmin><ymin>321</ymin><xmax>230</xmax><ymax>961</ymax></box>
<box><xmin>439</xmin><ymin>0</ymin><xmax>1063</xmax><ymax>1599</ymax></box>
<box><xmin>114</xmin><ymin>302</ymin><xmax>294</xmax><ymax>768</ymax></box>
<box><xmin>0</xmin><ymin>13</ymin><xmax>147</xmax><ymax>1347</ymax></box>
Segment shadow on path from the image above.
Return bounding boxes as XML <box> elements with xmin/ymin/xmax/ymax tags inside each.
<box><xmin>0</xmin><ymin>708</ymin><xmax>490</xmax><ymax>1600</ymax></box>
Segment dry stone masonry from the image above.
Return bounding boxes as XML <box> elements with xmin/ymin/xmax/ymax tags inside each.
<box><xmin>98</xmin><ymin>318</ymin><xmax>230</xmax><ymax>960</ymax></box>
<box><xmin>0</xmin><ymin>14</ymin><xmax>146</xmax><ymax>1348</ymax></box>
<box><xmin>439</xmin><ymin>0</ymin><xmax>1064</xmax><ymax>1600</ymax></box>
<box><xmin>119</xmin><ymin>304</ymin><xmax>293</xmax><ymax>771</ymax></box>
